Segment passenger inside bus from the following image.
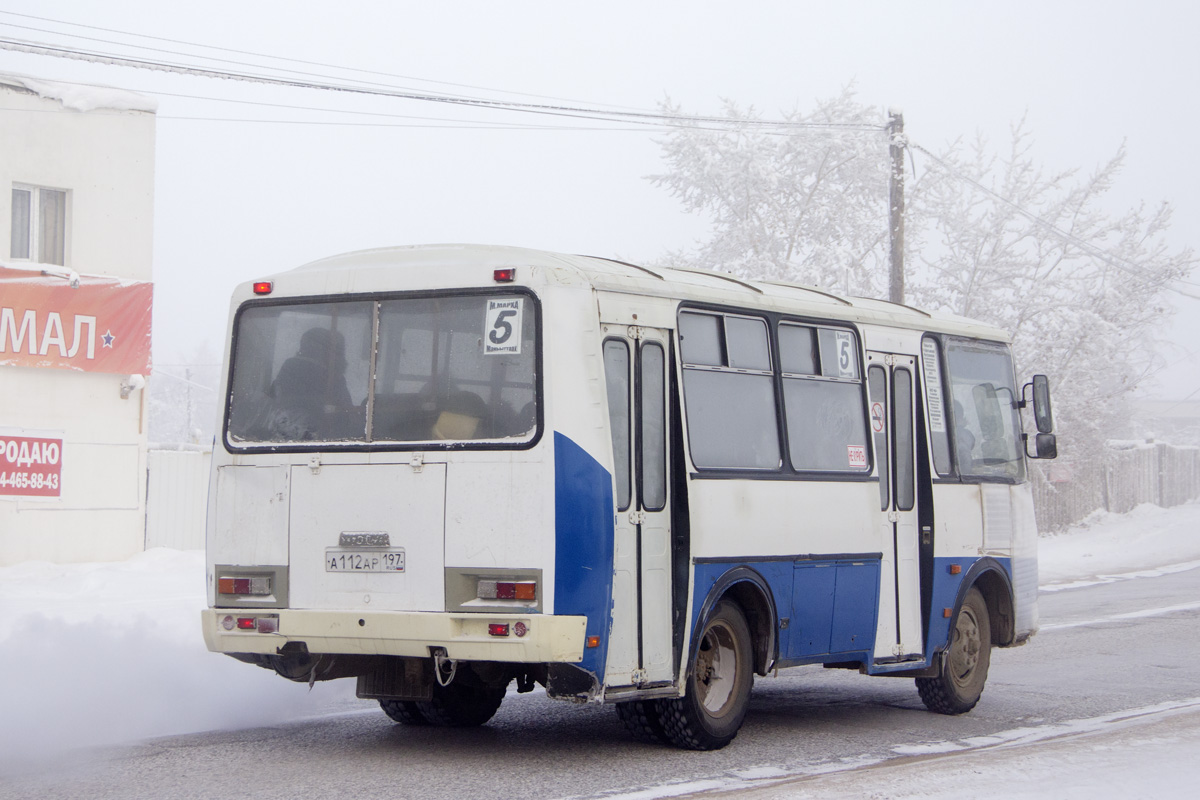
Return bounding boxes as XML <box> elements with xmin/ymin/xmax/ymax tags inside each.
<box><xmin>953</xmin><ymin>399</ymin><xmax>976</xmax><ymax>471</ymax></box>
<box><xmin>268</xmin><ymin>326</ymin><xmax>356</xmax><ymax>439</ymax></box>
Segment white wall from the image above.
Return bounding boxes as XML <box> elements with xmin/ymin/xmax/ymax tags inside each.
<box><xmin>145</xmin><ymin>447</ymin><xmax>211</xmax><ymax>551</ymax></box>
<box><xmin>0</xmin><ymin>82</ymin><xmax>156</xmax><ymax>278</ymax></box>
<box><xmin>0</xmin><ymin>80</ymin><xmax>156</xmax><ymax>566</ymax></box>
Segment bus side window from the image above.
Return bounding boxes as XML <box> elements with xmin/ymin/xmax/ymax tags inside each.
<box><xmin>679</xmin><ymin>311</ymin><xmax>780</xmax><ymax>470</ymax></box>
<box><xmin>780</xmin><ymin>323</ymin><xmax>869</xmax><ymax>473</ymax></box>
<box><xmin>604</xmin><ymin>339</ymin><xmax>632</xmax><ymax>511</ymax></box>
<box><xmin>640</xmin><ymin>342</ymin><xmax>667</xmax><ymax>511</ymax></box>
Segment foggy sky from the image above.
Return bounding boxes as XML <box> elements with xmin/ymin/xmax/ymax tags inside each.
<box><xmin>1</xmin><ymin>0</ymin><xmax>1196</xmax><ymax>397</ymax></box>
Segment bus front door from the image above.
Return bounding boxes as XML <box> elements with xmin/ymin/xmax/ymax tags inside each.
<box><xmin>867</xmin><ymin>352</ymin><xmax>924</xmax><ymax>662</ymax></box>
<box><xmin>602</xmin><ymin>327</ymin><xmax>674</xmax><ymax>688</ymax></box>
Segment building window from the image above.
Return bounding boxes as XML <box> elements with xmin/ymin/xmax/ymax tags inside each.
<box><xmin>11</xmin><ymin>185</ymin><xmax>67</xmax><ymax>266</ymax></box>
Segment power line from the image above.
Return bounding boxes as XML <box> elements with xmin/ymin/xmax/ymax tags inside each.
<box><xmin>0</xmin><ymin>8</ymin><xmax>651</xmax><ymax>112</ymax></box>
<box><xmin>0</xmin><ymin>35</ymin><xmax>886</xmax><ymax>133</ymax></box>
<box><xmin>910</xmin><ymin>141</ymin><xmax>1200</xmax><ymax>300</ymax></box>
<box><xmin>0</xmin><ymin>17</ymin><xmax>497</xmax><ymax>106</ymax></box>
<box><xmin>3</xmin><ymin>20</ymin><xmax>1190</xmax><ymax>296</ymax></box>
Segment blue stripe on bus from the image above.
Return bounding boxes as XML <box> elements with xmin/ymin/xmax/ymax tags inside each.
<box><xmin>693</xmin><ymin>555</ymin><xmax>1015</xmax><ymax>670</ymax></box>
<box><xmin>691</xmin><ymin>558</ymin><xmax>880</xmax><ymax>665</ymax></box>
<box><xmin>553</xmin><ymin>432</ymin><xmax>614</xmax><ymax>682</ymax></box>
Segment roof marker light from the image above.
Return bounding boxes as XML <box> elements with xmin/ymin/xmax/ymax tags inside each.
<box><xmin>493</xmin><ymin>268</ymin><xmax>516</xmax><ymax>283</ymax></box>
<box><xmin>252</xmin><ymin>281</ymin><xmax>273</xmax><ymax>295</ymax></box>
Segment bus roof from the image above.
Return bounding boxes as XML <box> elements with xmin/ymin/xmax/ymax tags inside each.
<box><xmin>270</xmin><ymin>243</ymin><xmax>1009</xmax><ymax>343</ymax></box>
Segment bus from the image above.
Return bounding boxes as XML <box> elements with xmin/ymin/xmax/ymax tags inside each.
<box><xmin>201</xmin><ymin>244</ymin><xmax>1056</xmax><ymax>750</ymax></box>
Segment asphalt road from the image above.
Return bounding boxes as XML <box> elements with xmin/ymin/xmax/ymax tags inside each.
<box><xmin>3</xmin><ymin>565</ymin><xmax>1198</xmax><ymax>800</ymax></box>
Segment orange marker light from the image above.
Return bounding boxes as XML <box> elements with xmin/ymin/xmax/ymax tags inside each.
<box><xmin>586</xmin><ymin>636</ymin><xmax>600</xmax><ymax>648</ymax></box>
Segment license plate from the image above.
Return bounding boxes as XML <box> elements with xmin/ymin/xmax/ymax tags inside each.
<box><xmin>325</xmin><ymin>548</ymin><xmax>406</xmax><ymax>572</ymax></box>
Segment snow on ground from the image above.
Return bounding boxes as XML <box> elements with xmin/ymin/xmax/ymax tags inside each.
<box><xmin>1</xmin><ymin>500</ymin><xmax>1199</xmax><ymax>779</ymax></box>
<box><xmin>1038</xmin><ymin>501</ymin><xmax>1200</xmax><ymax>590</ymax></box>
<box><xmin>711</xmin><ymin>699</ymin><xmax>1200</xmax><ymax>800</ymax></box>
<box><xmin>0</xmin><ymin>550</ymin><xmax>361</xmax><ymax>770</ymax></box>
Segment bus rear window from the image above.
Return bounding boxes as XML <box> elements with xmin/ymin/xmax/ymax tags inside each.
<box><xmin>226</xmin><ymin>293</ymin><xmax>537</xmax><ymax>447</ymax></box>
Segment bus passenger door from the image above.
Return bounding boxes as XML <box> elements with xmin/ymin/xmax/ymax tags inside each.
<box><xmin>602</xmin><ymin>327</ymin><xmax>674</xmax><ymax>688</ymax></box>
<box><xmin>867</xmin><ymin>352</ymin><xmax>924</xmax><ymax>661</ymax></box>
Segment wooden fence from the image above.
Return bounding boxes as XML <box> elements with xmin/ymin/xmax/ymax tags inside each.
<box><xmin>1033</xmin><ymin>441</ymin><xmax>1200</xmax><ymax>532</ymax></box>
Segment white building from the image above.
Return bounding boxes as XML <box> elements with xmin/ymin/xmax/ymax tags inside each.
<box><xmin>1</xmin><ymin>74</ymin><xmax>157</xmax><ymax>566</ymax></box>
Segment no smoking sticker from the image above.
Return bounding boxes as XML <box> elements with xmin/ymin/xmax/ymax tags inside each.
<box><xmin>870</xmin><ymin>402</ymin><xmax>885</xmax><ymax>433</ymax></box>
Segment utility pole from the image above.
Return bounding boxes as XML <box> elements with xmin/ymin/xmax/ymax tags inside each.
<box><xmin>887</xmin><ymin>108</ymin><xmax>906</xmax><ymax>304</ymax></box>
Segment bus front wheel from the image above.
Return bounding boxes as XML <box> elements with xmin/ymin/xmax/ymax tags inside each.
<box><xmin>917</xmin><ymin>586</ymin><xmax>991</xmax><ymax>714</ymax></box>
<box><xmin>659</xmin><ymin>600</ymin><xmax>753</xmax><ymax>750</ymax></box>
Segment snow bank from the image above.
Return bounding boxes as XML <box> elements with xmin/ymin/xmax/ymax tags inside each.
<box><xmin>0</xmin><ymin>550</ymin><xmax>358</xmax><ymax>772</ymax></box>
<box><xmin>1038</xmin><ymin>500</ymin><xmax>1200</xmax><ymax>589</ymax></box>
<box><xmin>1</xmin><ymin>502</ymin><xmax>1199</xmax><ymax>769</ymax></box>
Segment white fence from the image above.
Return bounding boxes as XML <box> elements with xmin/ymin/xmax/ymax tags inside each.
<box><xmin>144</xmin><ymin>445</ymin><xmax>211</xmax><ymax>550</ymax></box>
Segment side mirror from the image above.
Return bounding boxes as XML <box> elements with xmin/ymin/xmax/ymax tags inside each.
<box><xmin>1034</xmin><ymin>432</ymin><xmax>1057</xmax><ymax>460</ymax></box>
<box><xmin>1031</xmin><ymin>374</ymin><xmax>1053</xmax><ymax>433</ymax></box>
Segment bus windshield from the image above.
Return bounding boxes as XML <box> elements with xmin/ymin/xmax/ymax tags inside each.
<box><xmin>226</xmin><ymin>293</ymin><xmax>538</xmax><ymax>446</ymax></box>
<box><xmin>944</xmin><ymin>339</ymin><xmax>1025</xmax><ymax>482</ymax></box>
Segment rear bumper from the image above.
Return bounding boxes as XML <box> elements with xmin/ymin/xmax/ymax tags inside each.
<box><xmin>201</xmin><ymin>608</ymin><xmax>587</xmax><ymax>663</ymax></box>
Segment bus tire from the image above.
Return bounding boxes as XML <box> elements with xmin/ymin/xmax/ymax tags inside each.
<box><xmin>615</xmin><ymin>700</ymin><xmax>668</xmax><ymax>744</ymax></box>
<box><xmin>379</xmin><ymin>698</ymin><xmax>429</xmax><ymax>725</ymax></box>
<box><xmin>416</xmin><ymin>682</ymin><xmax>506</xmax><ymax>727</ymax></box>
<box><xmin>659</xmin><ymin>600</ymin><xmax>753</xmax><ymax>750</ymax></box>
<box><xmin>917</xmin><ymin>586</ymin><xmax>991</xmax><ymax>715</ymax></box>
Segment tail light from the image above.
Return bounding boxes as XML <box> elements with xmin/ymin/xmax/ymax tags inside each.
<box><xmin>477</xmin><ymin>580</ymin><xmax>536</xmax><ymax>601</ymax></box>
<box><xmin>218</xmin><ymin>576</ymin><xmax>272</xmax><ymax>596</ymax></box>
<box><xmin>221</xmin><ymin>614</ymin><xmax>278</xmax><ymax>633</ymax></box>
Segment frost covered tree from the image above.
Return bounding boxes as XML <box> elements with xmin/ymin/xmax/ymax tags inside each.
<box><xmin>650</xmin><ymin>93</ymin><xmax>1195</xmax><ymax>464</ymax></box>
<box><xmin>649</xmin><ymin>90</ymin><xmax>895</xmax><ymax>296</ymax></box>
<box><xmin>909</xmin><ymin>124</ymin><xmax>1194</xmax><ymax>463</ymax></box>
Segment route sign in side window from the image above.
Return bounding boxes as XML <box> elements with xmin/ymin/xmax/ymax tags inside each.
<box><xmin>921</xmin><ymin>336</ymin><xmax>953</xmax><ymax>476</ymax></box>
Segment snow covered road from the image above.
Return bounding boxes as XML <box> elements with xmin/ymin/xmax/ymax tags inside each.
<box><xmin>1</xmin><ymin>501</ymin><xmax>1198</xmax><ymax>798</ymax></box>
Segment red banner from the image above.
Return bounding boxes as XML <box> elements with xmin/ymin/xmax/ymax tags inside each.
<box><xmin>0</xmin><ymin>431</ymin><xmax>63</xmax><ymax>498</ymax></box>
<box><xmin>0</xmin><ymin>266</ymin><xmax>152</xmax><ymax>375</ymax></box>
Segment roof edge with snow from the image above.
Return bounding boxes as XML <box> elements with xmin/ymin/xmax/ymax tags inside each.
<box><xmin>0</xmin><ymin>72</ymin><xmax>158</xmax><ymax>114</ymax></box>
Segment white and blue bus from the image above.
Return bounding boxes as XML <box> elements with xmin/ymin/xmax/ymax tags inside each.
<box><xmin>201</xmin><ymin>244</ymin><xmax>1056</xmax><ymax>750</ymax></box>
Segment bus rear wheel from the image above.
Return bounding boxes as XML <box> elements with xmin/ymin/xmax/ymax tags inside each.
<box><xmin>379</xmin><ymin>699</ymin><xmax>429</xmax><ymax>725</ymax></box>
<box><xmin>615</xmin><ymin>699</ymin><xmax>668</xmax><ymax>744</ymax></box>
<box><xmin>416</xmin><ymin>681</ymin><xmax>506</xmax><ymax>727</ymax></box>
<box><xmin>659</xmin><ymin>600</ymin><xmax>753</xmax><ymax>750</ymax></box>
<box><xmin>917</xmin><ymin>586</ymin><xmax>991</xmax><ymax>714</ymax></box>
